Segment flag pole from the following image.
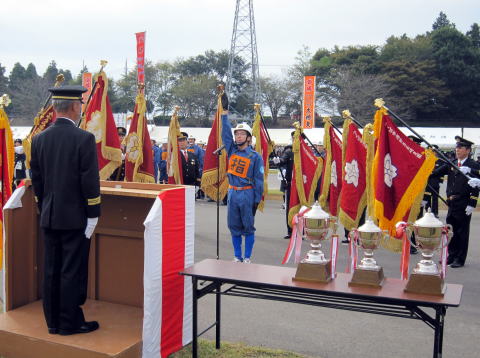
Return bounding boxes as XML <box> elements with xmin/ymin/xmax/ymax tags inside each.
<box><xmin>255</xmin><ymin>103</ymin><xmax>273</xmax><ymax>144</ymax></box>
<box><xmin>374</xmin><ymin>98</ymin><xmax>469</xmax><ymax>180</ymax></box>
<box><xmin>215</xmin><ymin>84</ymin><xmax>225</xmax><ymax>261</ymax></box>
<box><xmin>293</xmin><ymin>122</ymin><xmax>322</xmax><ymax>157</ymax></box>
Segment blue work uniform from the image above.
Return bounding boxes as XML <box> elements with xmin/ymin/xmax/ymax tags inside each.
<box><xmin>159</xmin><ymin>148</ymin><xmax>168</xmax><ymax>183</ymax></box>
<box><xmin>152</xmin><ymin>145</ymin><xmax>161</xmax><ymax>183</ymax></box>
<box><xmin>222</xmin><ymin>115</ymin><xmax>264</xmax><ymax>260</ymax></box>
<box><xmin>187</xmin><ymin>144</ymin><xmax>205</xmax><ymax>174</ymax></box>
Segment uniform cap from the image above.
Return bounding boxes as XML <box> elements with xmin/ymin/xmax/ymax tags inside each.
<box><xmin>117</xmin><ymin>127</ymin><xmax>127</xmax><ymax>136</ymax></box>
<box><xmin>178</xmin><ymin>131</ymin><xmax>188</xmax><ymax>140</ymax></box>
<box><xmin>455</xmin><ymin>136</ymin><xmax>474</xmax><ymax>148</ymax></box>
<box><xmin>49</xmin><ymin>85</ymin><xmax>87</xmax><ymax>103</ymax></box>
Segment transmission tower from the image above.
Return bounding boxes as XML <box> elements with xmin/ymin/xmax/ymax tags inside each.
<box><xmin>226</xmin><ymin>0</ymin><xmax>261</xmax><ymax>111</ymax></box>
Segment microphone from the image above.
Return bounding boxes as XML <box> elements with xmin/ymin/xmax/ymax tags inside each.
<box><xmin>213</xmin><ymin>144</ymin><xmax>226</xmax><ymax>155</ymax></box>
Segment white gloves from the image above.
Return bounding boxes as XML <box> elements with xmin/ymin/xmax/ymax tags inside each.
<box><xmin>459</xmin><ymin>166</ymin><xmax>471</xmax><ymax>174</ymax></box>
<box><xmin>465</xmin><ymin>206</ymin><xmax>474</xmax><ymax>216</ymax></box>
<box><xmin>468</xmin><ymin>178</ymin><xmax>480</xmax><ymax>188</ymax></box>
<box><xmin>272</xmin><ymin>156</ymin><xmax>281</xmax><ymax>164</ymax></box>
<box><xmin>85</xmin><ymin>217</ymin><xmax>99</xmax><ymax>239</ymax></box>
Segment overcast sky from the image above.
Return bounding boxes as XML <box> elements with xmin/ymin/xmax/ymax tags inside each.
<box><xmin>2</xmin><ymin>0</ymin><xmax>479</xmax><ymax>80</ymax></box>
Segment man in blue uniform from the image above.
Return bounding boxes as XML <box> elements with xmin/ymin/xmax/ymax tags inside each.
<box><xmin>159</xmin><ymin>139</ymin><xmax>168</xmax><ymax>184</ymax></box>
<box><xmin>30</xmin><ymin>85</ymin><xmax>101</xmax><ymax>335</ymax></box>
<box><xmin>221</xmin><ymin>99</ymin><xmax>264</xmax><ymax>263</ymax></box>
<box><xmin>151</xmin><ymin>139</ymin><xmax>161</xmax><ymax>183</ymax></box>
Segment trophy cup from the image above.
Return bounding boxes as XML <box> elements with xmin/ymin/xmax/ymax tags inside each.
<box><xmin>404</xmin><ymin>210</ymin><xmax>452</xmax><ymax>296</ymax></box>
<box><xmin>348</xmin><ymin>218</ymin><xmax>388</xmax><ymax>288</ymax></box>
<box><xmin>293</xmin><ymin>201</ymin><xmax>337</xmax><ymax>283</ymax></box>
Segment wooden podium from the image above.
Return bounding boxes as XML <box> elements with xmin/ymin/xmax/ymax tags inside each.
<box><xmin>0</xmin><ymin>180</ymin><xmax>183</xmax><ymax>358</ymax></box>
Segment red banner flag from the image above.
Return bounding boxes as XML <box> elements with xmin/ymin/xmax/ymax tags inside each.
<box><xmin>0</xmin><ymin>104</ymin><xmax>14</xmax><ymax>269</ymax></box>
<box><xmin>82</xmin><ymin>70</ymin><xmax>122</xmax><ymax>179</ymax></box>
<box><xmin>288</xmin><ymin>127</ymin><xmax>323</xmax><ymax>226</ymax></box>
<box><xmin>338</xmin><ymin>120</ymin><xmax>367</xmax><ymax>230</ymax></box>
<box><xmin>167</xmin><ymin>108</ymin><xmax>183</xmax><ymax>184</ymax></box>
<box><xmin>319</xmin><ymin>120</ymin><xmax>343</xmax><ymax>216</ymax></box>
<box><xmin>23</xmin><ymin>105</ymin><xmax>57</xmax><ymax>169</ymax></box>
<box><xmin>200</xmin><ymin>96</ymin><xmax>229</xmax><ymax>200</ymax></box>
<box><xmin>136</xmin><ymin>31</ymin><xmax>146</xmax><ymax>86</ymax></box>
<box><xmin>124</xmin><ymin>92</ymin><xmax>155</xmax><ymax>183</ymax></box>
<box><xmin>302</xmin><ymin>76</ymin><xmax>316</xmax><ymax>129</ymax></box>
<box><xmin>372</xmin><ymin>107</ymin><xmax>436</xmax><ymax>235</ymax></box>
<box><xmin>81</xmin><ymin>72</ymin><xmax>93</xmax><ymax>112</ymax></box>
<box><xmin>252</xmin><ymin>105</ymin><xmax>274</xmax><ymax>212</ymax></box>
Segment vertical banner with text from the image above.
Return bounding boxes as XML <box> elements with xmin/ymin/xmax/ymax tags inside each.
<box><xmin>81</xmin><ymin>72</ymin><xmax>93</xmax><ymax>112</ymax></box>
<box><xmin>136</xmin><ymin>31</ymin><xmax>146</xmax><ymax>89</ymax></box>
<box><xmin>302</xmin><ymin>76</ymin><xmax>316</xmax><ymax>129</ymax></box>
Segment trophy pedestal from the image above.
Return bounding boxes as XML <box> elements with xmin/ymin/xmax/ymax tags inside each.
<box><xmin>293</xmin><ymin>261</ymin><xmax>333</xmax><ymax>283</ymax></box>
<box><xmin>404</xmin><ymin>273</ymin><xmax>446</xmax><ymax>296</ymax></box>
<box><xmin>348</xmin><ymin>267</ymin><xmax>384</xmax><ymax>288</ymax></box>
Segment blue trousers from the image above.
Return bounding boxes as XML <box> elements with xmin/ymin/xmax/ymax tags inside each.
<box><xmin>228</xmin><ymin>188</ymin><xmax>256</xmax><ymax>259</ymax></box>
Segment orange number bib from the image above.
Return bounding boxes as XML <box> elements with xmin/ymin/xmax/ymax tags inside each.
<box><xmin>227</xmin><ymin>154</ymin><xmax>251</xmax><ymax>179</ymax></box>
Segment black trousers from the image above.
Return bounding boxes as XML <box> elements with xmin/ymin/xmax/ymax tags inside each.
<box><xmin>42</xmin><ymin>228</ymin><xmax>90</xmax><ymax>331</ymax></box>
<box><xmin>285</xmin><ymin>186</ymin><xmax>292</xmax><ymax>235</ymax></box>
<box><xmin>446</xmin><ymin>209</ymin><xmax>471</xmax><ymax>265</ymax></box>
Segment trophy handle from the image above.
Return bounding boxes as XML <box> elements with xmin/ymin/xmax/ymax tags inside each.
<box><xmin>381</xmin><ymin>230</ymin><xmax>390</xmax><ymax>246</ymax></box>
<box><xmin>405</xmin><ymin>223</ymin><xmax>419</xmax><ymax>249</ymax></box>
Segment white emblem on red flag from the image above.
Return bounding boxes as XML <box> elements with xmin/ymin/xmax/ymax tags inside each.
<box><xmin>384</xmin><ymin>153</ymin><xmax>398</xmax><ymax>188</ymax></box>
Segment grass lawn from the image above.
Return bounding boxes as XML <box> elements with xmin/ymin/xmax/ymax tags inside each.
<box><xmin>170</xmin><ymin>339</ymin><xmax>311</xmax><ymax>358</ymax></box>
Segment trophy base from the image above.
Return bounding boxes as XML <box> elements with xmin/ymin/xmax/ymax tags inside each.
<box><xmin>348</xmin><ymin>267</ymin><xmax>384</xmax><ymax>288</ymax></box>
<box><xmin>404</xmin><ymin>273</ymin><xmax>446</xmax><ymax>296</ymax></box>
<box><xmin>293</xmin><ymin>261</ymin><xmax>333</xmax><ymax>283</ymax></box>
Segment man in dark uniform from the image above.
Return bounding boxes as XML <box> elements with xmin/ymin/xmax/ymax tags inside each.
<box><xmin>431</xmin><ymin>137</ymin><xmax>479</xmax><ymax>268</ymax></box>
<box><xmin>272</xmin><ymin>132</ymin><xmax>295</xmax><ymax>239</ymax></box>
<box><xmin>178</xmin><ymin>132</ymin><xmax>200</xmax><ymax>186</ymax></box>
<box><xmin>109</xmin><ymin>127</ymin><xmax>126</xmax><ymax>181</ymax></box>
<box><xmin>30</xmin><ymin>85</ymin><xmax>101</xmax><ymax>335</ymax></box>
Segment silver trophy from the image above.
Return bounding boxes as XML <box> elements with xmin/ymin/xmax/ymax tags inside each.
<box><xmin>404</xmin><ymin>210</ymin><xmax>452</xmax><ymax>295</ymax></box>
<box><xmin>348</xmin><ymin>218</ymin><xmax>388</xmax><ymax>287</ymax></box>
<box><xmin>294</xmin><ymin>201</ymin><xmax>337</xmax><ymax>283</ymax></box>
<box><xmin>302</xmin><ymin>201</ymin><xmax>336</xmax><ymax>264</ymax></box>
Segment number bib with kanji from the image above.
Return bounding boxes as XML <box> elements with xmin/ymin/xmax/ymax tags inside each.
<box><xmin>227</xmin><ymin>154</ymin><xmax>251</xmax><ymax>179</ymax></box>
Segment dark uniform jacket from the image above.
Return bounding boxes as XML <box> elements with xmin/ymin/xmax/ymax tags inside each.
<box><xmin>181</xmin><ymin>150</ymin><xmax>200</xmax><ymax>186</ymax></box>
<box><xmin>30</xmin><ymin>117</ymin><xmax>101</xmax><ymax>230</ymax></box>
<box><xmin>432</xmin><ymin>157</ymin><xmax>480</xmax><ymax>213</ymax></box>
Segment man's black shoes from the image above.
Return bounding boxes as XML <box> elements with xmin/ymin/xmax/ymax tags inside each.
<box><xmin>58</xmin><ymin>321</ymin><xmax>99</xmax><ymax>336</ymax></box>
<box><xmin>450</xmin><ymin>260</ymin><xmax>464</xmax><ymax>268</ymax></box>
<box><xmin>48</xmin><ymin>327</ymin><xmax>58</xmax><ymax>334</ymax></box>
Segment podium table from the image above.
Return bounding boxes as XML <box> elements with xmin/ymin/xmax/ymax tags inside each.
<box><xmin>1</xmin><ymin>180</ymin><xmax>183</xmax><ymax>358</ymax></box>
<box><xmin>181</xmin><ymin>259</ymin><xmax>463</xmax><ymax>358</ymax></box>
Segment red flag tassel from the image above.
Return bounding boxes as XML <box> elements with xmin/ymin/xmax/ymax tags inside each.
<box><xmin>440</xmin><ymin>227</ymin><xmax>449</xmax><ymax>279</ymax></box>
<box><xmin>330</xmin><ymin>234</ymin><xmax>339</xmax><ymax>279</ymax></box>
<box><xmin>399</xmin><ymin>224</ymin><xmax>411</xmax><ymax>280</ymax></box>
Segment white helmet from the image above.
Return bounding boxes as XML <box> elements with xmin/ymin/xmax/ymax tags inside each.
<box><xmin>233</xmin><ymin>122</ymin><xmax>252</xmax><ymax>137</ymax></box>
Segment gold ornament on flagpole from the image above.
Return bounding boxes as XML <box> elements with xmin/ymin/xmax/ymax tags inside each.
<box><xmin>254</xmin><ymin>103</ymin><xmax>261</xmax><ymax>112</ymax></box>
<box><xmin>342</xmin><ymin>110</ymin><xmax>352</xmax><ymax>120</ymax></box>
<box><xmin>0</xmin><ymin>94</ymin><xmax>11</xmax><ymax>108</ymax></box>
<box><xmin>54</xmin><ymin>74</ymin><xmax>65</xmax><ymax>88</ymax></box>
<box><xmin>374</xmin><ymin>98</ymin><xmax>385</xmax><ymax>108</ymax></box>
<box><xmin>322</xmin><ymin>116</ymin><xmax>331</xmax><ymax>123</ymax></box>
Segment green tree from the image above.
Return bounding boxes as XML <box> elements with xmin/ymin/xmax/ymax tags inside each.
<box><xmin>432</xmin><ymin>11</ymin><xmax>454</xmax><ymax>30</ymax></box>
<box><xmin>43</xmin><ymin>61</ymin><xmax>59</xmax><ymax>84</ymax></box>
<box><xmin>467</xmin><ymin>23</ymin><xmax>480</xmax><ymax>48</ymax></box>
<box><xmin>0</xmin><ymin>63</ymin><xmax>8</xmax><ymax>95</ymax></box>
<box><xmin>431</xmin><ymin>27</ymin><xmax>480</xmax><ymax>119</ymax></box>
<box><xmin>259</xmin><ymin>76</ymin><xmax>290</xmax><ymax>125</ymax></box>
<box><xmin>172</xmin><ymin>75</ymin><xmax>217</xmax><ymax>122</ymax></box>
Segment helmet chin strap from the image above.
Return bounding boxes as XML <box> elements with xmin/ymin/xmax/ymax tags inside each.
<box><xmin>235</xmin><ymin>139</ymin><xmax>248</xmax><ymax>146</ymax></box>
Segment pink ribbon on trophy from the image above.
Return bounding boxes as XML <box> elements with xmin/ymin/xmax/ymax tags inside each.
<box><xmin>281</xmin><ymin>207</ymin><xmax>310</xmax><ymax>264</ymax></box>
<box><xmin>330</xmin><ymin>234</ymin><xmax>339</xmax><ymax>279</ymax></box>
<box><xmin>396</xmin><ymin>222</ymin><xmax>410</xmax><ymax>280</ymax></box>
<box><xmin>440</xmin><ymin>226</ymin><xmax>449</xmax><ymax>279</ymax></box>
<box><xmin>346</xmin><ymin>230</ymin><xmax>358</xmax><ymax>273</ymax></box>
